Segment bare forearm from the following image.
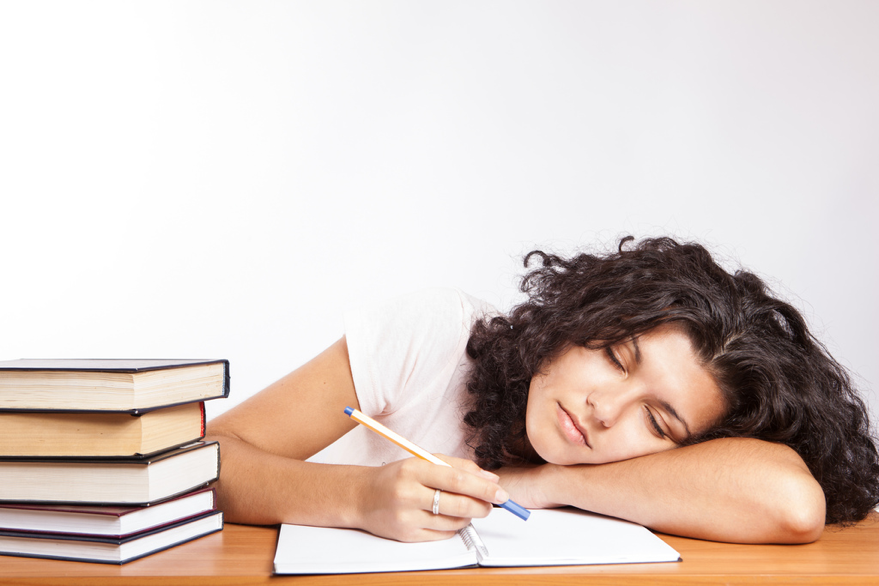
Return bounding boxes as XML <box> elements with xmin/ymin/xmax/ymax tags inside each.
<box><xmin>208</xmin><ymin>432</ymin><xmax>505</xmax><ymax>542</ymax></box>
<box><xmin>509</xmin><ymin>438</ymin><xmax>826</xmax><ymax>544</ymax></box>
<box><xmin>208</xmin><ymin>433</ymin><xmax>365</xmax><ymax>527</ymax></box>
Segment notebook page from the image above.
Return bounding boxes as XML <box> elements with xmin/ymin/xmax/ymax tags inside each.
<box><xmin>273</xmin><ymin>523</ymin><xmax>478</xmax><ymax>574</ymax></box>
<box><xmin>471</xmin><ymin>507</ymin><xmax>680</xmax><ymax>567</ymax></box>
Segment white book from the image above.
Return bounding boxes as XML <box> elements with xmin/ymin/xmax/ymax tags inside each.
<box><xmin>273</xmin><ymin>507</ymin><xmax>681</xmax><ymax>575</ymax></box>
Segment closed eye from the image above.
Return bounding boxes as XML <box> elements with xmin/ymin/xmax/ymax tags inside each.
<box><xmin>605</xmin><ymin>347</ymin><xmax>625</xmax><ymax>372</ymax></box>
<box><xmin>644</xmin><ymin>406</ymin><xmax>667</xmax><ymax>439</ymax></box>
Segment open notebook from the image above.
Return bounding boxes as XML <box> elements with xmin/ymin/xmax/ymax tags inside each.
<box><xmin>273</xmin><ymin>507</ymin><xmax>680</xmax><ymax>574</ymax></box>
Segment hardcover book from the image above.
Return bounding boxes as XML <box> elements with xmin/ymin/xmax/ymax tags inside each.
<box><xmin>0</xmin><ymin>488</ymin><xmax>216</xmax><ymax>538</ymax></box>
<box><xmin>0</xmin><ymin>359</ymin><xmax>230</xmax><ymax>413</ymax></box>
<box><xmin>0</xmin><ymin>511</ymin><xmax>223</xmax><ymax>564</ymax></box>
<box><xmin>0</xmin><ymin>442</ymin><xmax>220</xmax><ymax>505</ymax></box>
<box><xmin>0</xmin><ymin>402</ymin><xmax>206</xmax><ymax>457</ymax></box>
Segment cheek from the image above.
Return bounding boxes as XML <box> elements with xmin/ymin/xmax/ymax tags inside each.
<box><xmin>524</xmin><ymin>392</ymin><xmax>551</xmax><ymax>457</ymax></box>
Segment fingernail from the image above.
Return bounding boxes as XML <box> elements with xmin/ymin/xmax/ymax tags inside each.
<box><xmin>495</xmin><ymin>488</ymin><xmax>510</xmax><ymax>503</ymax></box>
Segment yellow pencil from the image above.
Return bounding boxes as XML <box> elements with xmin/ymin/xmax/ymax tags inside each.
<box><xmin>344</xmin><ymin>406</ymin><xmax>530</xmax><ymax>520</ymax></box>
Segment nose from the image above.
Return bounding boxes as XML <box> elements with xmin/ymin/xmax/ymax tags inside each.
<box><xmin>587</xmin><ymin>387</ymin><xmax>634</xmax><ymax>427</ymax></box>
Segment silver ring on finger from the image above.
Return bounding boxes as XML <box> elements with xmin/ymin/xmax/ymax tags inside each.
<box><xmin>432</xmin><ymin>489</ymin><xmax>442</xmax><ymax>515</ymax></box>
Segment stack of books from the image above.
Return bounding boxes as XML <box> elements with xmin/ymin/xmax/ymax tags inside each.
<box><xmin>0</xmin><ymin>359</ymin><xmax>229</xmax><ymax>564</ymax></box>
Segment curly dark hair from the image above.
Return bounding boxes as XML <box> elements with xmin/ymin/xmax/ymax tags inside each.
<box><xmin>464</xmin><ymin>236</ymin><xmax>879</xmax><ymax>525</ymax></box>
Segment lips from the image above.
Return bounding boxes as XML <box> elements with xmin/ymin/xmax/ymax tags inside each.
<box><xmin>557</xmin><ymin>404</ymin><xmax>591</xmax><ymax>448</ymax></box>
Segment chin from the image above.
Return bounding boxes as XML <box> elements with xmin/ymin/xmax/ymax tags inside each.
<box><xmin>554</xmin><ymin>454</ymin><xmax>590</xmax><ymax>466</ymax></box>
<box><xmin>535</xmin><ymin>444</ymin><xmax>580</xmax><ymax>466</ymax></box>
<box><xmin>525</xmin><ymin>436</ymin><xmax>553</xmax><ymax>465</ymax></box>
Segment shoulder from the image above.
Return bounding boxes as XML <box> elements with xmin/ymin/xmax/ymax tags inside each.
<box><xmin>343</xmin><ymin>288</ymin><xmax>496</xmax><ymax>414</ymax></box>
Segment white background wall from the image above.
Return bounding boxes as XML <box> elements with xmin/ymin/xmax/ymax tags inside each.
<box><xmin>1</xmin><ymin>1</ymin><xmax>876</xmax><ymax>424</ymax></box>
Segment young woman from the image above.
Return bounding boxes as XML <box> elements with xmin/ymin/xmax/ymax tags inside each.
<box><xmin>205</xmin><ymin>236</ymin><xmax>879</xmax><ymax>545</ymax></box>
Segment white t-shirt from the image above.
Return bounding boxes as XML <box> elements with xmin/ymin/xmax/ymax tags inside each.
<box><xmin>311</xmin><ymin>288</ymin><xmax>495</xmax><ymax>466</ymax></box>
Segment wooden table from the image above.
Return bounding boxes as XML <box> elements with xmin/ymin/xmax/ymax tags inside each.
<box><xmin>2</xmin><ymin>515</ymin><xmax>879</xmax><ymax>585</ymax></box>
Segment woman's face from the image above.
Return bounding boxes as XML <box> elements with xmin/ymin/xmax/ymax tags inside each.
<box><xmin>525</xmin><ymin>324</ymin><xmax>727</xmax><ymax>465</ymax></box>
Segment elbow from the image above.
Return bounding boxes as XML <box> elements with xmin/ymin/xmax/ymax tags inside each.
<box><xmin>204</xmin><ymin>418</ymin><xmax>244</xmax><ymax>444</ymax></box>
<box><xmin>774</xmin><ymin>474</ymin><xmax>826</xmax><ymax>544</ymax></box>
<box><xmin>778</xmin><ymin>503</ymin><xmax>824</xmax><ymax>544</ymax></box>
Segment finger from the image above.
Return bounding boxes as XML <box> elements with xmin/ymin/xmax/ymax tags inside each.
<box><xmin>398</xmin><ymin>526</ymin><xmax>465</xmax><ymax>543</ymax></box>
<box><xmin>434</xmin><ymin>454</ymin><xmax>500</xmax><ymax>482</ymax></box>
<box><xmin>389</xmin><ymin>514</ymin><xmax>471</xmax><ymax>543</ymax></box>
<box><xmin>422</xmin><ymin>492</ymin><xmax>484</xmax><ymax>531</ymax></box>
<box><xmin>424</xmin><ymin>463</ymin><xmax>510</xmax><ymax>507</ymax></box>
<box><xmin>424</xmin><ymin>486</ymin><xmax>492</xmax><ymax>520</ymax></box>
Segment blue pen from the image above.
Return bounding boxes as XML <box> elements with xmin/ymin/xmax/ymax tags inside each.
<box><xmin>344</xmin><ymin>406</ymin><xmax>530</xmax><ymax>521</ymax></box>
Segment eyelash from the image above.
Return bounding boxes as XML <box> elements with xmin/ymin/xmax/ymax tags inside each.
<box><xmin>645</xmin><ymin>407</ymin><xmax>667</xmax><ymax>439</ymax></box>
<box><xmin>605</xmin><ymin>347</ymin><xmax>625</xmax><ymax>372</ymax></box>
<box><xmin>605</xmin><ymin>347</ymin><xmax>668</xmax><ymax>440</ymax></box>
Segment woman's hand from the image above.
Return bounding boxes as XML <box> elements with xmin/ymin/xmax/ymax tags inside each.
<box><xmin>353</xmin><ymin>455</ymin><xmax>509</xmax><ymax>542</ymax></box>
